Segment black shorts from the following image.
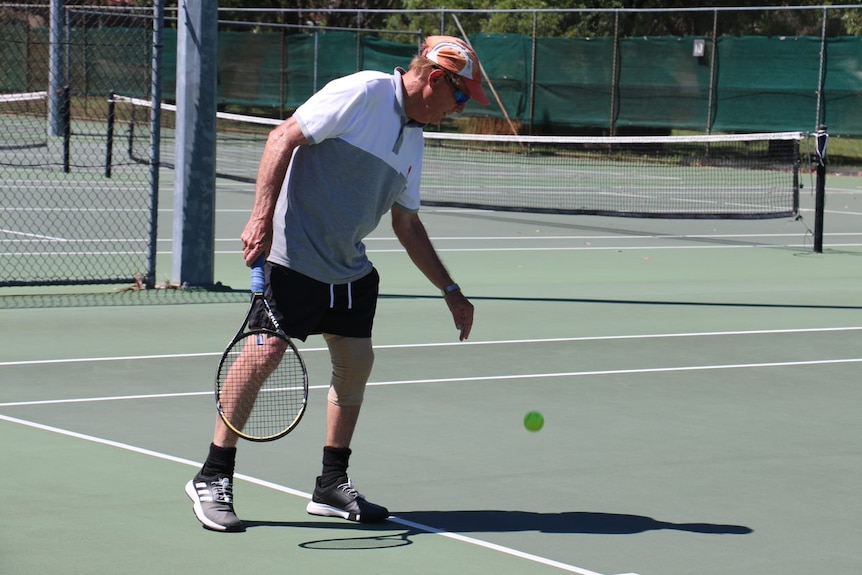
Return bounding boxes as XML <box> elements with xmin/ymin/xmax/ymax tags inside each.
<box><xmin>249</xmin><ymin>262</ymin><xmax>379</xmax><ymax>341</ymax></box>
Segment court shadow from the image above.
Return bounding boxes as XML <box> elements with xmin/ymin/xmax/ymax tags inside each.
<box><xmin>393</xmin><ymin>510</ymin><xmax>753</xmax><ymax>536</ymax></box>
<box><xmin>243</xmin><ymin>519</ymin><xmax>422</xmax><ymax>550</ymax></box>
<box><xmin>243</xmin><ymin>519</ymin><xmax>387</xmax><ymax>530</ymax></box>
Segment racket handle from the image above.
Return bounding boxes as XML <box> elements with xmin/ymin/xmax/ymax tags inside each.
<box><xmin>251</xmin><ymin>255</ymin><xmax>265</xmax><ymax>293</ymax></box>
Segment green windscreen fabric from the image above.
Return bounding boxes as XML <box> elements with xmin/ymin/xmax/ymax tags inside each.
<box><xmin>218</xmin><ymin>31</ymin><xmax>417</xmax><ymax>110</ymax></box>
<box><xmin>616</xmin><ymin>37</ymin><xmax>712</xmax><ymax>131</ymax></box>
<box><xmin>822</xmin><ymin>36</ymin><xmax>862</xmax><ymax>134</ymax></box>
<box><xmin>0</xmin><ymin>23</ymin><xmax>28</xmax><ymax>92</ymax></box>
<box><xmin>218</xmin><ymin>30</ymin><xmax>285</xmax><ymax>108</ymax></box>
<box><xmin>11</xmin><ymin>23</ymin><xmax>860</xmax><ymax>135</ymax></box>
<box><xmin>466</xmin><ymin>34</ymin><xmax>532</xmax><ymax>122</ymax></box>
<box><xmin>70</xmin><ymin>27</ymin><xmax>152</xmax><ymax>98</ymax></box>
<box><xmin>712</xmin><ymin>36</ymin><xmax>821</xmax><ymax>133</ymax></box>
<box><xmin>533</xmin><ymin>36</ymin><xmax>615</xmax><ymax>130</ymax></box>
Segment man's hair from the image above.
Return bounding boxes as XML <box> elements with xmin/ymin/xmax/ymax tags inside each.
<box><xmin>409</xmin><ymin>54</ymin><xmax>437</xmax><ymax>74</ymax></box>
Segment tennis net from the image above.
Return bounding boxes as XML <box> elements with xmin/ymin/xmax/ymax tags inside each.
<box><xmin>421</xmin><ymin>131</ymin><xmax>805</xmax><ymax>219</ymax></box>
<box><xmin>113</xmin><ymin>95</ymin><xmax>806</xmax><ymax>219</ymax></box>
<box><xmin>111</xmin><ymin>95</ymin><xmax>279</xmax><ymax>182</ymax></box>
<box><xmin>0</xmin><ymin>91</ymin><xmax>49</xmax><ymax>163</ymax></box>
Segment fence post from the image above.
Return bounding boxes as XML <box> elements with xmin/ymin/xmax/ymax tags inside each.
<box><xmin>48</xmin><ymin>0</ymin><xmax>65</xmax><ymax>137</ymax></box>
<box><xmin>146</xmin><ymin>0</ymin><xmax>164</xmax><ymax>289</ymax></box>
<box><xmin>815</xmin><ymin>7</ymin><xmax>827</xmax><ymax>130</ymax></box>
<box><xmin>528</xmin><ymin>11</ymin><xmax>537</xmax><ymax>135</ymax></box>
<box><xmin>61</xmin><ymin>84</ymin><xmax>70</xmax><ymax>172</ymax></box>
<box><xmin>609</xmin><ymin>11</ymin><xmax>619</xmax><ymax>136</ymax></box>
<box><xmin>105</xmin><ymin>91</ymin><xmax>114</xmax><ymax>178</ymax></box>
<box><xmin>172</xmin><ymin>0</ymin><xmax>217</xmax><ymax>288</ymax></box>
<box><xmin>706</xmin><ymin>9</ymin><xmax>718</xmax><ymax>134</ymax></box>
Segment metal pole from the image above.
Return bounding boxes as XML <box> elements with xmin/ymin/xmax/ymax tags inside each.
<box><xmin>528</xmin><ymin>11</ymin><xmax>537</xmax><ymax>135</ymax></box>
<box><xmin>609</xmin><ymin>11</ymin><xmax>619</xmax><ymax>136</ymax></box>
<box><xmin>48</xmin><ymin>0</ymin><xmax>64</xmax><ymax>137</ymax></box>
<box><xmin>815</xmin><ymin>7</ymin><xmax>827</xmax><ymax>130</ymax></box>
<box><xmin>280</xmin><ymin>11</ymin><xmax>287</xmax><ymax>118</ymax></box>
<box><xmin>173</xmin><ymin>0</ymin><xmax>217</xmax><ymax>287</ymax></box>
<box><xmin>313</xmin><ymin>29</ymin><xmax>319</xmax><ymax>93</ymax></box>
<box><xmin>105</xmin><ymin>91</ymin><xmax>114</xmax><ymax>178</ymax></box>
<box><xmin>706</xmin><ymin>9</ymin><xmax>718</xmax><ymax>134</ymax></box>
<box><xmin>61</xmin><ymin>84</ymin><xmax>70</xmax><ymax>172</ymax></box>
<box><xmin>146</xmin><ymin>0</ymin><xmax>164</xmax><ymax>288</ymax></box>
<box><xmin>355</xmin><ymin>11</ymin><xmax>361</xmax><ymax>72</ymax></box>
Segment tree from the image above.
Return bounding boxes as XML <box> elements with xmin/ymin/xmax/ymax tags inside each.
<box><xmin>384</xmin><ymin>1</ymin><xmax>860</xmax><ymax>39</ymax></box>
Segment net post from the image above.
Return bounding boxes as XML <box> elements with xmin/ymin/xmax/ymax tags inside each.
<box><xmin>105</xmin><ymin>91</ymin><xmax>115</xmax><ymax>178</ymax></box>
<box><xmin>813</xmin><ymin>125</ymin><xmax>828</xmax><ymax>253</ymax></box>
<box><xmin>61</xmin><ymin>84</ymin><xmax>71</xmax><ymax>173</ymax></box>
<box><xmin>128</xmin><ymin>99</ymin><xmax>136</xmax><ymax>159</ymax></box>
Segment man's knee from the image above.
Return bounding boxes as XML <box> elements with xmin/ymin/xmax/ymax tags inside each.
<box><xmin>324</xmin><ymin>334</ymin><xmax>374</xmax><ymax>407</ymax></box>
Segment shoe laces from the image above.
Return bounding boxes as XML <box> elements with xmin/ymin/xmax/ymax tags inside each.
<box><xmin>211</xmin><ymin>476</ymin><xmax>234</xmax><ymax>504</ymax></box>
<box><xmin>336</xmin><ymin>479</ymin><xmax>365</xmax><ymax>500</ymax></box>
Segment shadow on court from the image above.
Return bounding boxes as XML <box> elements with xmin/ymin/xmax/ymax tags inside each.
<box><xmin>238</xmin><ymin>512</ymin><xmax>752</xmax><ymax>539</ymax></box>
<box><xmin>394</xmin><ymin>510</ymin><xmax>752</xmax><ymax>536</ymax></box>
<box><xmin>234</xmin><ymin>520</ymin><xmax>420</xmax><ymax>550</ymax></box>
<box><xmin>228</xmin><ymin>512</ymin><xmax>751</xmax><ymax>553</ymax></box>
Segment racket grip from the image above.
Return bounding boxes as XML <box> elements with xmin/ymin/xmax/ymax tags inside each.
<box><xmin>250</xmin><ymin>255</ymin><xmax>265</xmax><ymax>293</ymax></box>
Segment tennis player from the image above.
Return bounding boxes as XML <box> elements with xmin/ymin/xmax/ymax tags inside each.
<box><xmin>185</xmin><ymin>36</ymin><xmax>488</xmax><ymax>532</ymax></box>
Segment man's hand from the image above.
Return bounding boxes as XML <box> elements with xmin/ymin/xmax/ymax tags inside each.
<box><xmin>240</xmin><ymin>218</ymin><xmax>271</xmax><ymax>267</ymax></box>
<box><xmin>444</xmin><ymin>291</ymin><xmax>474</xmax><ymax>341</ymax></box>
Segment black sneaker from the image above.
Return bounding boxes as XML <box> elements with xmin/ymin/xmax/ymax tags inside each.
<box><xmin>306</xmin><ymin>479</ymin><xmax>389</xmax><ymax>523</ymax></box>
<box><xmin>185</xmin><ymin>475</ymin><xmax>244</xmax><ymax>532</ymax></box>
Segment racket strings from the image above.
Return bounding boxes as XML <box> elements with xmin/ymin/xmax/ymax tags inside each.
<box><xmin>218</xmin><ymin>332</ymin><xmax>307</xmax><ymax>440</ymax></box>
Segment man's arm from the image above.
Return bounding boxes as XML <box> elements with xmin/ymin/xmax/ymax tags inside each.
<box><xmin>391</xmin><ymin>207</ymin><xmax>474</xmax><ymax>341</ymax></box>
<box><xmin>241</xmin><ymin>117</ymin><xmax>307</xmax><ymax>266</ymax></box>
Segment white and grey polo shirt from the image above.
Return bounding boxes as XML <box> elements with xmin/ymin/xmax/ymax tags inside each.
<box><xmin>268</xmin><ymin>68</ymin><xmax>425</xmax><ymax>285</ymax></box>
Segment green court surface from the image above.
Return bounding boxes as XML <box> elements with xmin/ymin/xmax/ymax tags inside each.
<box><xmin>2</xmin><ymin>172</ymin><xmax>861</xmax><ymax>575</ymax></box>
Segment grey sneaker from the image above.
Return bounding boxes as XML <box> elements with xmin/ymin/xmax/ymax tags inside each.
<box><xmin>185</xmin><ymin>476</ymin><xmax>243</xmax><ymax>532</ymax></box>
<box><xmin>306</xmin><ymin>478</ymin><xmax>389</xmax><ymax>523</ymax></box>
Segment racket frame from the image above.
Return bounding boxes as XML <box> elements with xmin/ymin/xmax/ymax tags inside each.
<box><xmin>215</xmin><ymin>289</ymin><xmax>309</xmax><ymax>442</ymax></box>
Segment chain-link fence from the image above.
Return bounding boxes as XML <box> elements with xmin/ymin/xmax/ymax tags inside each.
<box><xmin>0</xmin><ymin>4</ymin><xmax>157</xmax><ymax>287</ymax></box>
<box><xmin>2</xmin><ymin>4</ymin><xmax>858</xmax><ymax>287</ymax></box>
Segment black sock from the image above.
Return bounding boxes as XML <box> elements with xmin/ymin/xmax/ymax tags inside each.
<box><xmin>318</xmin><ymin>446</ymin><xmax>351</xmax><ymax>488</ymax></box>
<box><xmin>199</xmin><ymin>443</ymin><xmax>237</xmax><ymax>478</ymax></box>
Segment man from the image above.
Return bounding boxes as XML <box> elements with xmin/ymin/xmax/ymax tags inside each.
<box><xmin>185</xmin><ymin>35</ymin><xmax>489</xmax><ymax>532</ymax></box>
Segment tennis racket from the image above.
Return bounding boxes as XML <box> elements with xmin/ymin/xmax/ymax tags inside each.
<box><xmin>215</xmin><ymin>256</ymin><xmax>308</xmax><ymax>442</ymax></box>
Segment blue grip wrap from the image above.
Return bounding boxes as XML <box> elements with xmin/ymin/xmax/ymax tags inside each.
<box><xmin>250</xmin><ymin>255</ymin><xmax>265</xmax><ymax>293</ymax></box>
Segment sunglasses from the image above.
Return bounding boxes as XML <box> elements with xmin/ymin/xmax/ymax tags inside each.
<box><xmin>442</xmin><ymin>71</ymin><xmax>470</xmax><ymax>105</ymax></box>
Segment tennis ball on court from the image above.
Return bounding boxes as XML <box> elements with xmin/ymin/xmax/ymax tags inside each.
<box><xmin>523</xmin><ymin>411</ymin><xmax>544</xmax><ymax>432</ymax></box>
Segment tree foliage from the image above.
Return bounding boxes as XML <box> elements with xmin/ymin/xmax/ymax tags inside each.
<box><xmin>382</xmin><ymin>0</ymin><xmax>861</xmax><ymax>38</ymax></box>
<box><xmin>70</xmin><ymin>1</ymin><xmax>862</xmax><ymax>37</ymax></box>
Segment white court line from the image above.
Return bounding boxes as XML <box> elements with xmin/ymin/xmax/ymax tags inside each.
<box><xmin>3</xmin><ymin>357</ymin><xmax>862</xmax><ymax>409</ymax></box>
<box><xmin>2</xmin><ymin>326</ymin><xmax>862</xmax><ymax>369</ymax></box>
<box><xmin>0</xmin><ymin>413</ymin><xmax>611</xmax><ymax>575</ymax></box>
<box><xmin>0</xmin><ymin>228</ymin><xmax>69</xmax><ymax>241</ymax></box>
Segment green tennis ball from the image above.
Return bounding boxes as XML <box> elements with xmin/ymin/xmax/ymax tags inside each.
<box><xmin>523</xmin><ymin>411</ymin><xmax>544</xmax><ymax>432</ymax></box>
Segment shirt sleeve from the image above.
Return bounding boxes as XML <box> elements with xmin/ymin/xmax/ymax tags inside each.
<box><xmin>292</xmin><ymin>76</ymin><xmax>368</xmax><ymax>145</ymax></box>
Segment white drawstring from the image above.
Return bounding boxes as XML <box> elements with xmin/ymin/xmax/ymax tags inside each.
<box><xmin>329</xmin><ymin>283</ymin><xmax>354</xmax><ymax>309</ymax></box>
